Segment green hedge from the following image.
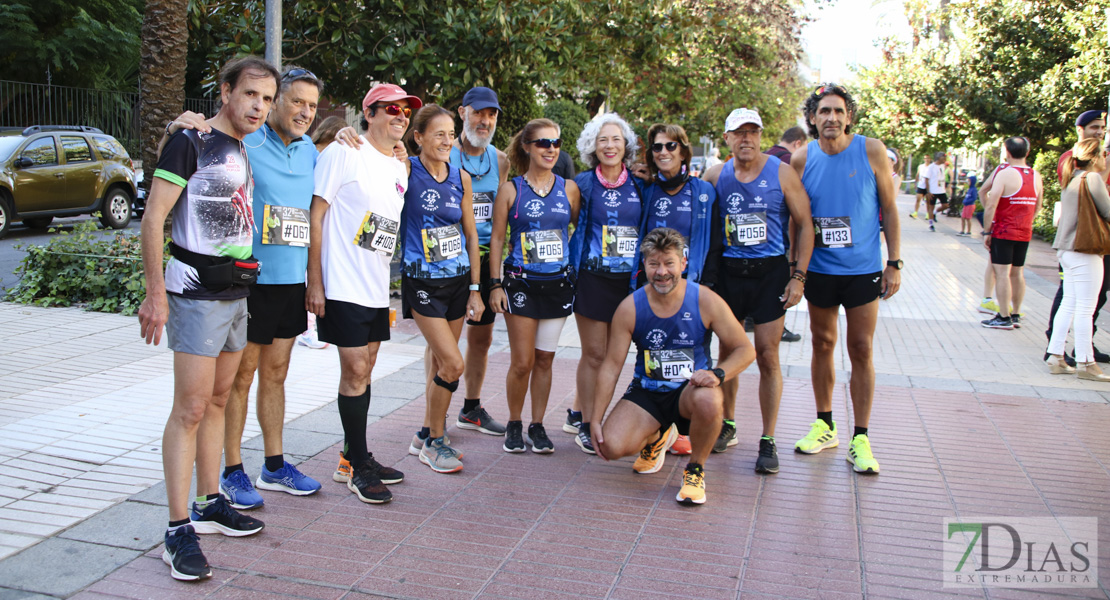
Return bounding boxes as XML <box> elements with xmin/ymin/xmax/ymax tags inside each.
<box><xmin>1032</xmin><ymin>149</ymin><xmax>1062</xmax><ymax>240</ymax></box>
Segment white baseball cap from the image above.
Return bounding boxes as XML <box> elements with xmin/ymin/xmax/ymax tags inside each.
<box><xmin>724</xmin><ymin>108</ymin><xmax>763</xmax><ymax>132</ymax></box>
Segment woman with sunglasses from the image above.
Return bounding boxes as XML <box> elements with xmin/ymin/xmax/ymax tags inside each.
<box><xmin>489</xmin><ymin>118</ymin><xmax>581</xmax><ymax>453</ymax></box>
<box><xmin>398</xmin><ymin>105</ymin><xmax>484</xmax><ymax>473</ymax></box>
<box><xmin>563</xmin><ymin>113</ymin><xmax>642</xmax><ymax>454</ymax></box>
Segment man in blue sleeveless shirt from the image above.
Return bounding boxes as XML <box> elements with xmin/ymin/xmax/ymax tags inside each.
<box><xmin>451</xmin><ymin>87</ymin><xmax>511</xmax><ymax>436</ymax></box>
<box><xmin>703</xmin><ymin>108</ymin><xmax>814</xmax><ymax>475</ymax></box>
<box><xmin>591</xmin><ymin>228</ymin><xmax>754</xmax><ymax>505</ymax></box>
<box><xmin>791</xmin><ymin>84</ymin><xmax>902</xmax><ymax>474</ymax></box>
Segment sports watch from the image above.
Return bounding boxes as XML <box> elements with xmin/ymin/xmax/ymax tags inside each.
<box><xmin>711</xmin><ymin>367</ymin><xmax>726</xmax><ymax>385</ymax></box>
<box><xmin>886</xmin><ymin>259</ymin><xmax>903</xmax><ymax>270</ymax></box>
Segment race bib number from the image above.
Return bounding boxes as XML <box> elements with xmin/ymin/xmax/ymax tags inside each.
<box><xmin>522</xmin><ymin>229</ymin><xmax>564</xmax><ymax>264</ymax></box>
<box><xmin>422</xmin><ymin>223</ymin><xmax>463</xmax><ymax>263</ymax></box>
<box><xmin>472</xmin><ymin>192</ymin><xmax>494</xmax><ymax>222</ymax></box>
<box><xmin>814</xmin><ymin>216</ymin><xmax>853</xmax><ymax>248</ymax></box>
<box><xmin>354</xmin><ymin>212</ymin><xmax>399</xmax><ymax>257</ymax></box>
<box><xmin>726</xmin><ymin>212</ymin><xmax>767</xmax><ymax>246</ymax></box>
<box><xmin>261</xmin><ymin>205</ymin><xmax>310</xmax><ymax>247</ymax></box>
<box><xmin>602</xmin><ymin>225</ymin><xmax>639</xmax><ymax>258</ymax></box>
<box><xmin>644</xmin><ymin>348</ymin><xmax>696</xmax><ymax>381</ymax></box>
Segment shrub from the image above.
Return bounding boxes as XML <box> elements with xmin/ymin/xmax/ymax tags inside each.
<box><xmin>543</xmin><ymin>99</ymin><xmax>590</xmax><ymax>172</ymax></box>
<box><xmin>1032</xmin><ymin>149</ymin><xmax>1062</xmax><ymax>240</ymax></box>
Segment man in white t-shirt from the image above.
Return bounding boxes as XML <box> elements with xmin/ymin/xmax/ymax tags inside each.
<box><xmin>911</xmin><ymin>154</ymin><xmax>931</xmax><ymax>219</ymax></box>
<box><xmin>923</xmin><ymin>151</ymin><xmax>948</xmax><ymax>231</ymax></box>
<box><xmin>307</xmin><ymin>83</ymin><xmax>420</xmax><ymax>505</ymax></box>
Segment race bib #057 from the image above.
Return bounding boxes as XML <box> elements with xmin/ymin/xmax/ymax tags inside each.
<box><xmin>814</xmin><ymin>216</ymin><xmax>853</xmax><ymax>248</ymax></box>
<box><xmin>261</xmin><ymin>205</ymin><xmax>311</xmax><ymax>246</ymax></box>
<box><xmin>726</xmin><ymin>212</ymin><xmax>767</xmax><ymax>246</ymax></box>
<box><xmin>422</xmin><ymin>223</ymin><xmax>463</xmax><ymax>263</ymax></box>
<box><xmin>354</xmin><ymin>212</ymin><xmax>400</xmax><ymax>257</ymax></box>
<box><xmin>472</xmin><ymin>192</ymin><xmax>493</xmax><ymax>222</ymax></box>
<box><xmin>644</xmin><ymin>348</ymin><xmax>696</xmax><ymax>381</ymax></box>
<box><xmin>522</xmin><ymin>229</ymin><xmax>564</xmax><ymax>264</ymax></box>
<box><xmin>602</xmin><ymin>225</ymin><xmax>639</xmax><ymax>258</ymax></box>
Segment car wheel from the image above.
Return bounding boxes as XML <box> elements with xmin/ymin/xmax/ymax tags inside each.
<box><xmin>23</xmin><ymin>216</ymin><xmax>53</xmax><ymax>229</ymax></box>
<box><xmin>99</xmin><ymin>187</ymin><xmax>132</xmax><ymax>229</ymax></box>
<box><xmin>0</xmin><ymin>194</ymin><xmax>11</xmax><ymax>239</ymax></box>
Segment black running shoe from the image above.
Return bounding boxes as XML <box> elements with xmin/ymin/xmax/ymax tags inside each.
<box><xmin>189</xmin><ymin>496</ymin><xmax>264</xmax><ymax>537</ymax></box>
<box><xmin>457</xmin><ymin>405</ymin><xmax>507</xmax><ymax>435</ymax></box>
<box><xmin>365</xmin><ymin>452</ymin><xmax>404</xmax><ymax>484</ymax></box>
<box><xmin>781</xmin><ymin>327</ymin><xmax>801</xmax><ymax>342</ymax></box>
<box><xmin>528</xmin><ymin>423</ymin><xmax>554</xmax><ymax>454</ymax></box>
<box><xmin>575</xmin><ymin>429</ymin><xmax>596</xmax><ymax>455</ymax></box>
<box><xmin>712</xmin><ymin>421</ymin><xmax>737</xmax><ymax>453</ymax></box>
<box><xmin>981</xmin><ymin>314</ymin><xmax>1013</xmax><ymax>330</ymax></box>
<box><xmin>1011</xmin><ymin>313</ymin><xmax>1022</xmax><ymax>328</ymax></box>
<box><xmin>562</xmin><ymin>409</ymin><xmax>581</xmax><ymax>434</ymax></box>
<box><xmin>755</xmin><ymin>437</ymin><xmax>780</xmax><ymax>474</ymax></box>
<box><xmin>162</xmin><ymin>525</ymin><xmax>211</xmax><ymax>581</ymax></box>
<box><xmin>348</xmin><ymin>462</ymin><xmax>392</xmax><ymax>504</ymax></box>
<box><xmin>503</xmin><ymin>421</ymin><xmax>526</xmax><ymax>453</ymax></box>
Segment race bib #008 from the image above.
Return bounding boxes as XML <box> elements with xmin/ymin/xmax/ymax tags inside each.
<box><xmin>422</xmin><ymin>223</ymin><xmax>463</xmax><ymax>263</ymax></box>
<box><xmin>261</xmin><ymin>205</ymin><xmax>311</xmax><ymax>246</ymax></box>
<box><xmin>522</xmin><ymin>229</ymin><xmax>564</xmax><ymax>264</ymax></box>
<box><xmin>814</xmin><ymin>216</ymin><xmax>853</xmax><ymax>248</ymax></box>
<box><xmin>602</xmin><ymin>225</ymin><xmax>639</xmax><ymax>258</ymax></box>
<box><xmin>726</xmin><ymin>212</ymin><xmax>767</xmax><ymax>246</ymax></box>
<box><xmin>472</xmin><ymin>191</ymin><xmax>494</xmax><ymax>222</ymax></box>
<box><xmin>644</xmin><ymin>348</ymin><xmax>696</xmax><ymax>381</ymax></box>
<box><xmin>354</xmin><ymin>212</ymin><xmax>399</xmax><ymax>257</ymax></box>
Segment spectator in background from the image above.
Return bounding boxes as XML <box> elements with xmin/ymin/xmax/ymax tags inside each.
<box><xmin>959</xmin><ymin>174</ymin><xmax>978</xmax><ymax>236</ymax></box>
<box><xmin>765</xmin><ymin>126</ymin><xmax>807</xmax><ymax>165</ymax></box>
<box><xmin>311</xmin><ymin>116</ymin><xmax>347</xmax><ymax>153</ymax></box>
<box><xmin>911</xmin><ymin>154</ymin><xmax>932</xmax><ymax>219</ymax></box>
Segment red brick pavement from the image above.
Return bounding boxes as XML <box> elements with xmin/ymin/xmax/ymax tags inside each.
<box><xmin>72</xmin><ymin>352</ymin><xmax>1110</xmax><ymax>599</ymax></box>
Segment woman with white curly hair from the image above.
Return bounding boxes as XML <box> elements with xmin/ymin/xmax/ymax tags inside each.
<box><xmin>564</xmin><ymin>113</ymin><xmax>643</xmax><ymax>454</ymax></box>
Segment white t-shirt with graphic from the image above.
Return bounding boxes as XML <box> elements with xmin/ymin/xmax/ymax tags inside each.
<box><xmin>925</xmin><ymin>163</ymin><xmax>946</xmax><ymax>194</ymax></box>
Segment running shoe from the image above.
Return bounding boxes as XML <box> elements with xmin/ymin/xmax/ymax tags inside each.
<box><xmin>795</xmin><ymin>419</ymin><xmax>839</xmax><ymax>454</ymax></box>
<box><xmin>909</xmin><ymin>211</ymin><xmax>917</xmax><ymax>219</ymax></box>
<box><xmin>668</xmin><ymin>434</ymin><xmax>692</xmax><ymax>455</ymax></box>
<box><xmin>633</xmin><ymin>423</ymin><xmax>678</xmax><ymax>474</ymax></box>
<box><xmin>333</xmin><ymin>452</ymin><xmax>352</xmax><ymax>483</ymax></box>
<box><xmin>1045</xmin><ymin>354</ymin><xmax>1076</xmax><ymax>375</ymax></box>
<box><xmin>219</xmin><ymin>469</ymin><xmax>263</xmax><ymax>510</ymax></box>
<box><xmin>676</xmin><ymin>464</ymin><xmax>706</xmax><ymax>505</ymax></box>
<box><xmin>712</xmin><ymin>421</ymin><xmax>737</xmax><ymax>453</ymax></box>
<box><xmin>256</xmin><ymin>461</ymin><xmax>321</xmax><ymax>496</ymax></box>
<box><xmin>364</xmin><ymin>452</ymin><xmax>404</xmax><ymax>484</ymax></box>
<box><xmin>781</xmin><ymin>328</ymin><xmax>801</xmax><ymax>343</ymax></box>
<box><xmin>163</xmin><ymin>525</ymin><xmax>211</xmax><ymax>581</ymax></box>
<box><xmin>457</xmin><ymin>406</ymin><xmax>507</xmax><ymax>435</ymax></box>
<box><xmin>527</xmin><ymin>423</ymin><xmax>554</xmax><ymax>454</ymax></box>
<box><xmin>755</xmin><ymin>437</ymin><xmax>779</xmax><ymax>474</ymax></box>
<box><xmin>504</xmin><ymin>421</ymin><xmax>526</xmax><ymax>453</ymax></box>
<box><xmin>296</xmin><ymin>329</ymin><xmax>328</xmax><ymax>349</ymax></box>
<box><xmin>410</xmin><ymin>432</ymin><xmax>455</xmax><ymax>457</ymax></box>
<box><xmin>419</xmin><ymin>436</ymin><xmax>463</xmax><ymax>473</ymax></box>
<box><xmin>347</xmin><ymin>462</ymin><xmax>392</xmax><ymax>504</ymax></box>
<box><xmin>562</xmin><ymin>409</ymin><xmax>581</xmax><ymax>434</ymax></box>
<box><xmin>575</xmin><ymin>428</ymin><xmax>595</xmax><ymax>454</ymax></box>
<box><xmin>929</xmin><ymin>224</ymin><xmax>936</xmax><ymax>232</ymax></box>
<box><xmin>977</xmin><ymin>298</ymin><xmax>999</xmax><ymax>314</ymax></box>
<box><xmin>846</xmin><ymin>434</ymin><xmax>880</xmax><ymax>474</ymax></box>
<box><xmin>981</xmin><ymin>314</ymin><xmax>1013</xmax><ymax>330</ymax></box>
<box><xmin>1011</xmin><ymin>313</ymin><xmax>1022</xmax><ymax>328</ymax></box>
<box><xmin>190</xmin><ymin>496</ymin><xmax>264</xmax><ymax>536</ymax></box>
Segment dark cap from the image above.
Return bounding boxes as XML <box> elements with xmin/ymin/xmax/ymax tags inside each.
<box><xmin>462</xmin><ymin>87</ymin><xmax>501</xmax><ymax>112</ymax></box>
<box><xmin>1076</xmin><ymin>110</ymin><xmax>1106</xmax><ymax>127</ymax></box>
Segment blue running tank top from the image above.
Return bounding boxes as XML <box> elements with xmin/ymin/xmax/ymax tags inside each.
<box><xmin>715</xmin><ymin>156</ymin><xmax>788</xmax><ymax>258</ymax></box>
<box><xmin>450</xmin><ymin>145</ymin><xmax>499</xmax><ymax>247</ymax></box>
<box><xmin>642</xmin><ymin>182</ymin><xmax>694</xmax><ymax>271</ymax></box>
<box><xmin>505</xmin><ymin>175</ymin><xmax>572</xmax><ymax>275</ymax></box>
<box><xmin>400</xmin><ymin>157</ymin><xmax>470</xmax><ymax>279</ymax></box>
<box><xmin>582</xmin><ymin>175</ymin><xmax>641</xmax><ymax>273</ymax></box>
<box><xmin>801</xmin><ymin>136</ymin><xmax>881</xmax><ymax>275</ymax></box>
<box><xmin>631</xmin><ymin>283</ymin><xmax>711</xmax><ymax>392</ymax></box>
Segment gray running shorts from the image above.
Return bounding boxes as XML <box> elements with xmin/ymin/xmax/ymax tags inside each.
<box><xmin>166</xmin><ymin>295</ymin><xmax>248</xmax><ymax>357</ymax></box>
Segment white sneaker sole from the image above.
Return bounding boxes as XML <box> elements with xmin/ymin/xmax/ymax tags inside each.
<box><xmin>676</xmin><ymin>490</ymin><xmax>706</xmax><ymax>505</ymax></box>
<box><xmin>218</xmin><ymin>487</ymin><xmax>263</xmax><ymax>510</ymax></box>
<box><xmin>456</xmin><ymin>419</ymin><xmax>506</xmax><ymax>436</ymax></box>
<box><xmin>419</xmin><ymin>450</ymin><xmax>464</xmax><ymax>473</ymax></box>
<box><xmin>794</xmin><ymin>437</ymin><xmax>839</xmax><ymax>454</ymax></box>
<box><xmin>346</xmin><ymin>479</ymin><xmax>392</xmax><ymax>504</ymax></box>
<box><xmin>846</xmin><ymin>453</ymin><xmax>880</xmax><ymax>474</ymax></box>
<box><xmin>189</xmin><ymin>519</ymin><xmax>262</xmax><ymax>537</ymax></box>
<box><xmin>254</xmin><ymin>476</ymin><xmax>319</xmax><ymax>496</ymax></box>
<box><xmin>562</xmin><ymin>423</ymin><xmax>580</xmax><ymax>434</ymax></box>
<box><xmin>163</xmin><ymin>549</ymin><xmax>211</xmax><ymax>581</ymax></box>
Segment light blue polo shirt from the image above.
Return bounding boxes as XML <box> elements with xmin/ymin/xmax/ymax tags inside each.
<box><xmin>244</xmin><ymin>123</ymin><xmax>318</xmax><ymax>285</ymax></box>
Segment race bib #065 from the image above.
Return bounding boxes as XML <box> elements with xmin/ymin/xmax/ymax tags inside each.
<box><xmin>522</xmin><ymin>229</ymin><xmax>564</xmax><ymax>264</ymax></box>
<box><xmin>602</xmin><ymin>225</ymin><xmax>639</xmax><ymax>258</ymax></box>
<box><xmin>726</xmin><ymin>212</ymin><xmax>767</xmax><ymax>246</ymax></box>
<box><xmin>472</xmin><ymin>191</ymin><xmax>494</xmax><ymax>222</ymax></box>
<box><xmin>261</xmin><ymin>205</ymin><xmax>311</xmax><ymax>246</ymax></box>
<box><xmin>644</xmin><ymin>348</ymin><xmax>696</xmax><ymax>381</ymax></box>
<box><xmin>814</xmin><ymin>216</ymin><xmax>853</xmax><ymax>248</ymax></box>
<box><xmin>422</xmin><ymin>223</ymin><xmax>463</xmax><ymax>263</ymax></box>
<box><xmin>354</xmin><ymin>212</ymin><xmax>400</xmax><ymax>257</ymax></box>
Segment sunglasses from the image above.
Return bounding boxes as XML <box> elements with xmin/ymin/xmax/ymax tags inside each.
<box><xmin>814</xmin><ymin>83</ymin><xmax>844</xmax><ymax>96</ymax></box>
<box><xmin>374</xmin><ymin>104</ymin><xmax>412</xmax><ymax>118</ymax></box>
<box><xmin>651</xmin><ymin>141</ymin><xmax>680</xmax><ymax>153</ymax></box>
<box><xmin>526</xmin><ymin>138</ymin><xmax>562</xmax><ymax>149</ymax></box>
<box><xmin>282</xmin><ymin>68</ymin><xmax>318</xmax><ymax>82</ymax></box>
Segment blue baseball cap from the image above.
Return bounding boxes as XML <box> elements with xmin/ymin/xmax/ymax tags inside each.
<box><xmin>462</xmin><ymin>87</ymin><xmax>501</xmax><ymax>113</ymax></box>
<box><xmin>1076</xmin><ymin>110</ymin><xmax>1106</xmax><ymax>127</ymax></box>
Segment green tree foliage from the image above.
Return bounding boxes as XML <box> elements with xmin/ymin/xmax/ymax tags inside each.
<box><xmin>543</xmin><ymin>99</ymin><xmax>589</xmax><ymax>169</ymax></box>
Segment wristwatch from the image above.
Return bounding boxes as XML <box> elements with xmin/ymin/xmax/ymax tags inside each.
<box><xmin>468</xmin><ymin>283</ymin><xmax>480</xmax><ymax>291</ymax></box>
<box><xmin>711</xmin><ymin>367</ymin><xmax>726</xmax><ymax>385</ymax></box>
<box><xmin>886</xmin><ymin>259</ymin><xmax>903</xmax><ymax>270</ymax></box>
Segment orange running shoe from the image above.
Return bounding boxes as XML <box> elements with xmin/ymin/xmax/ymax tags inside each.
<box><xmin>668</xmin><ymin>434</ymin><xmax>692</xmax><ymax>455</ymax></box>
<box><xmin>333</xmin><ymin>452</ymin><xmax>352</xmax><ymax>483</ymax></box>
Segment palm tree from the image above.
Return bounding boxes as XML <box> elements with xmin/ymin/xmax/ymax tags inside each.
<box><xmin>138</xmin><ymin>0</ymin><xmax>189</xmax><ymax>189</ymax></box>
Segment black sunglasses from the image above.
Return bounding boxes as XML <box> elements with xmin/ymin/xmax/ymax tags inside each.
<box><xmin>282</xmin><ymin>68</ymin><xmax>318</xmax><ymax>82</ymax></box>
<box><xmin>526</xmin><ymin>138</ymin><xmax>562</xmax><ymax>149</ymax></box>
<box><xmin>651</xmin><ymin>141</ymin><xmax>680</xmax><ymax>153</ymax></box>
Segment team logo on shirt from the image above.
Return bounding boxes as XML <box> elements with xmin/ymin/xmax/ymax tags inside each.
<box><xmin>525</xmin><ymin>199</ymin><xmax>545</xmax><ymax>218</ymax></box>
<box><xmin>396</xmin><ymin>180</ymin><xmax>406</xmax><ymax>198</ymax></box>
<box><xmin>646</xmin><ymin>328</ymin><xmax>667</xmax><ymax>349</ymax></box>
<box><xmin>603</xmin><ymin>190</ymin><xmax>622</xmax><ymax>208</ymax></box>
<box><xmin>447</xmin><ymin>195</ymin><xmax>460</xmax><ymax>209</ymax></box>
<box><xmin>698</xmin><ymin>193</ymin><xmax>708</xmax><ymax>204</ymax></box>
<box><xmin>682</xmin><ymin>312</ymin><xmax>693</xmax><ymax>320</ymax></box>
<box><xmin>556</xmin><ymin>189</ymin><xmax>565</xmax><ymax>198</ymax></box>
<box><xmin>513</xmin><ymin>292</ymin><xmax>527</xmax><ymax>308</ymax></box>
<box><xmin>417</xmin><ymin>290</ymin><xmax>431</xmax><ymax>305</ymax></box>
<box><xmin>225</xmin><ymin>154</ymin><xmax>242</xmax><ymax>173</ymax></box>
<box><xmin>758</xmin><ymin>179</ymin><xmax>768</xmax><ymax>188</ymax></box>
<box><xmin>552</xmin><ymin>202</ymin><xmax>568</xmax><ymax>215</ymax></box>
<box><xmin>727</xmin><ymin>193</ymin><xmax>743</xmax><ymax>211</ymax></box>
<box><xmin>421</xmin><ymin>189</ymin><xmax>441</xmax><ymax>212</ymax></box>
<box><xmin>655</xmin><ymin>198</ymin><xmax>672</xmax><ymax>217</ymax></box>
<box><xmin>679</xmin><ymin>331</ymin><xmax>688</xmax><ymax>340</ymax></box>
<box><xmin>678</xmin><ymin>198</ymin><xmax>692</xmax><ymax>212</ymax></box>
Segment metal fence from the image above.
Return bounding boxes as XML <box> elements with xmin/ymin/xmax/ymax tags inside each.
<box><xmin>0</xmin><ymin>80</ymin><xmax>218</xmax><ymax>157</ymax></box>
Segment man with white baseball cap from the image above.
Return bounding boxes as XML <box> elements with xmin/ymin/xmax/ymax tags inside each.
<box><xmin>702</xmin><ymin>108</ymin><xmax>814</xmax><ymax>474</ymax></box>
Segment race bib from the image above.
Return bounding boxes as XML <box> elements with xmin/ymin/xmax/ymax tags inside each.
<box><xmin>261</xmin><ymin>205</ymin><xmax>310</xmax><ymax>246</ymax></box>
<box><xmin>726</xmin><ymin>212</ymin><xmax>767</xmax><ymax>246</ymax></box>
<box><xmin>521</xmin><ymin>229</ymin><xmax>564</xmax><ymax>264</ymax></box>
<box><xmin>422</xmin><ymin>223</ymin><xmax>463</xmax><ymax>263</ymax></box>
<box><xmin>602</xmin><ymin>225</ymin><xmax>639</xmax><ymax>258</ymax></box>
<box><xmin>814</xmin><ymin>216</ymin><xmax>853</xmax><ymax>248</ymax></box>
<box><xmin>644</xmin><ymin>348</ymin><xmax>696</xmax><ymax>381</ymax></box>
<box><xmin>472</xmin><ymin>191</ymin><xmax>494</xmax><ymax>222</ymax></box>
<box><xmin>354</xmin><ymin>212</ymin><xmax>399</xmax><ymax>257</ymax></box>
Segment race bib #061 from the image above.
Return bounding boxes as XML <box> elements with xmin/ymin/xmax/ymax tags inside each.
<box><xmin>644</xmin><ymin>348</ymin><xmax>696</xmax><ymax>381</ymax></box>
<box><xmin>354</xmin><ymin>212</ymin><xmax>400</xmax><ymax>257</ymax></box>
<box><xmin>726</xmin><ymin>212</ymin><xmax>767</xmax><ymax>246</ymax></box>
<box><xmin>261</xmin><ymin>205</ymin><xmax>311</xmax><ymax>246</ymax></box>
<box><xmin>814</xmin><ymin>216</ymin><xmax>853</xmax><ymax>248</ymax></box>
<box><xmin>522</xmin><ymin>229</ymin><xmax>564</xmax><ymax>264</ymax></box>
<box><xmin>602</xmin><ymin>225</ymin><xmax>639</xmax><ymax>258</ymax></box>
<box><xmin>472</xmin><ymin>191</ymin><xmax>494</xmax><ymax>222</ymax></box>
<box><xmin>422</xmin><ymin>223</ymin><xmax>463</xmax><ymax>263</ymax></box>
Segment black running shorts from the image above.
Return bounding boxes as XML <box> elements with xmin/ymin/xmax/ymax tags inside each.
<box><xmin>990</xmin><ymin>238</ymin><xmax>1030</xmax><ymax>267</ymax></box>
<box><xmin>317</xmin><ymin>300</ymin><xmax>390</xmax><ymax>347</ymax></box>
<box><xmin>718</xmin><ymin>255</ymin><xmax>790</xmax><ymax>325</ymax></box>
<box><xmin>402</xmin><ymin>273</ymin><xmax>469</xmax><ymax>321</ymax></box>
<box><xmin>573</xmin><ymin>269</ymin><xmax>632</xmax><ymax>323</ymax></box>
<box><xmin>246</xmin><ymin>283</ymin><xmax>307</xmax><ymax>344</ymax></box>
<box><xmin>804</xmin><ymin>271</ymin><xmax>883</xmax><ymax>310</ymax></box>
<box><xmin>622</xmin><ymin>380</ymin><xmax>691</xmax><ymax>436</ymax></box>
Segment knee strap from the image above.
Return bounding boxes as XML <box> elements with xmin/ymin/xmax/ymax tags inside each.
<box><xmin>433</xmin><ymin>375</ymin><xmax>459</xmax><ymax>393</ymax></box>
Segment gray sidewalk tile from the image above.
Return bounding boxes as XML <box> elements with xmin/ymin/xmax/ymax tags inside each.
<box><xmin>970</xmin><ymin>380</ymin><xmax>1039</xmax><ymax>397</ymax></box>
<box><xmin>0</xmin><ymin>538</ymin><xmax>139</xmax><ymax>597</ymax></box>
<box><xmin>57</xmin><ymin>501</ymin><xmax>165</xmax><ymax>552</ymax></box>
<box><xmin>908</xmin><ymin>376</ymin><xmax>975</xmax><ymax>392</ymax></box>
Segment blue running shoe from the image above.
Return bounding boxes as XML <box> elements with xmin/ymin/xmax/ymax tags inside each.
<box><xmin>162</xmin><ymin>524</ymin><xmax>211</xmax><ymax>581</ymax></box>
<box><xmin>219</xmin><ymin>469</ymin><xmax>263</xmax><ymax>510</ymax></box>
<box><xmin>255</xmin><ymin>461</ymin><xmax>322</xmax><ymax>496</ymax></box>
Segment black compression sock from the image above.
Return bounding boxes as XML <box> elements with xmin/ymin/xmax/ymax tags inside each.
<box><xmin>264</xmin><ymin>455</ymin><xmax>284</xmax><ymax>472</ymax></box>
<box><xmin>853</xmin><ymin>426</ymin><xmax>868</xmax><ymax>438</ymax></box>
<box><xmin>463</xmin><ymin>398</ymin><xmax>480</xmax><ymax>413</ymax></box>
<box><xmin>419</xmin><ymin>427</ymin><xmax>430</xmax><ymax>439</ymax></box>
<box><xmin>222</xmin><ymin>463</ymin><xmax>244</xmax><ymax>479</ymax></box>
<box><xmin>337</xmin><ymin>391</ymin><xmax>371</xmax><ymax>465</ymax></box>
<box><xmin>818</xmin><ymin>412</ymin><xmax>834</xmax><ymax>429</ymax></box>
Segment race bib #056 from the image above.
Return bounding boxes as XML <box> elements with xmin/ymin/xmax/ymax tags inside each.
<box><xmin>354</xmin><ymin>212</ymin><xmax>400</xmax><ymax>257</ymax></box>
<box><xmin>645</xmin><ymin>348</ymin><xmax>696</xmax><ymax>381</ymax></box>
<box><xmin>602</xmin><ymin>225</ymin><xmax>639</xmax><ymax>258</ymax></box>
<box><xmin>726</xmin><ymin>212</ymin><xmax>767</xmax><ymax>246</ymax></box>
<box><xmin>522</xmin><ymin>229</ymin><xmax>564</xmax><ymax>264</ymax></box>
<box><xmin>422</xmin><ymin>223</ymin><xmax>463</xmax><ymax>263</ymax></box>
<box><xmin>814</xmin><ymin>216</ymin><xmax>853</xmax><ymax>248</ymax></box>
<box><xmin>261</xmin><ymin>205</ymin><xmax>311</xmax><ymax>246</ymax></box>
<box><xmin>472</xmin><ymin>192</ymin><xmax>494</xmax><ymax>222</ymax></box>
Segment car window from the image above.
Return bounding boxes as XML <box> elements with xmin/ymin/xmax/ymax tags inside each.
<box><xmin>0</xmin><ymin>137</ymin><xmax>23</xmax><ymax>161</ymax></box>
<box><xmin>61</xmin><ymin>136</ymin><xmax>93</xmax><ymax>163</ymax></box>
<box><xmin>92</xmin><ymin>136</ymin><xmax>125</xmax><ymax>160</ymax></box>
<box><xmin>21</xmin><ymin>137</ymin><xmax>58</xmax><ymax>166</ymax></box>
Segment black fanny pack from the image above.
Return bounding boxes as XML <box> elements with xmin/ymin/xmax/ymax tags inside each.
<box><xmin>722</xmin><ymin>255</ymin><xmax>786</xmax><ymax>278</ymax></box>
<box><xmin>504</xmin><ymin>266</ymin><xmax>574</xmax><ymax>292</ymax></box>
<box><xmin>170</xmin><ymin>243</ymin><xmax>260</xmax><ymax>290</ymax></box>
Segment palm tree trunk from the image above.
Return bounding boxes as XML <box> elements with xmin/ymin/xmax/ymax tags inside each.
<box><xmin>138</xmin><ymin>0</ymin><xmax>189</xmax><ymax>190</ymax></box>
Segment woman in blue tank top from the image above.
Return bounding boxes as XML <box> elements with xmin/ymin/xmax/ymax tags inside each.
<box><xmin>489</xmin><ymin>118</ymin><xmax>581</xmax><ymax>454</ymax></box>
<box><xmin>398</xmin><ymin>105</ymin><xmax>483</xmax><ymax>473</ymax></box>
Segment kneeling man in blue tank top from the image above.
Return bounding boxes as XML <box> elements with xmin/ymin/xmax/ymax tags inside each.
<box><xmin>591</xmin><ymin>228</ymin><xmax>755</xmax><ymax>505</ymax></box>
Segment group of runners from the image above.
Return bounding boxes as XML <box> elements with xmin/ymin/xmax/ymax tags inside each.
<box><xmin>137</xmin><ymin>57</ymin><xmax>903</xmax><ymax>582</ymax></box>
